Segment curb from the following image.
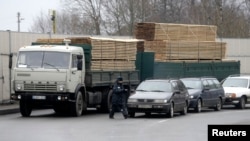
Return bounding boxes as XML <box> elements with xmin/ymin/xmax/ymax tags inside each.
<box><xmin>0</xmin><ymin>102</ymin><xmax>20</xmax><ymax>115</ymax></box>
<box><xmin>0</xmin><ymin>108</ymin><xmax>20</xmax><ymax>115</ymax></box>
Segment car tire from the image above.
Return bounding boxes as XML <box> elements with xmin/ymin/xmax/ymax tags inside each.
<box><xmin>237</xmin><ymin>96</ymin><xmax>246</xmax><ymax>109</ymax></box>
<box><xmin>194</xmin><ymin>99</ymin><xmax>202</xmax><ymax>113</ymax></box>
<box><xmin>166</xmin><ymin>102</ymin><xmax>174</xmax><ymax>118</ymax></box>
<box><xmin>214</xmin><ymin>98</ymin><xmax>222</xmax><ymax>111</ymax></box>
<box><xmin>180</xmin><ymin>102</ymin><xmax>188</xmax><ymax>115</ymax></box>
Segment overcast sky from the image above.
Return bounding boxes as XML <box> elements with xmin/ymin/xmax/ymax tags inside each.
<box><xmin>0</xmin><ymin>0</ymin><xmax>61</xmax><ymax>32</ymax></box>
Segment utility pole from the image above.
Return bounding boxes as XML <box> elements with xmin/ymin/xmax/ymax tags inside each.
<box><xmin>17</xmin><ymin>12</ymin><xmax>24</xmax><ymax>32</ymax></box>
<box><xmin>50</xmin><ymin>10</ymin><xmax>56</xmax><ymax>34</ymax></box>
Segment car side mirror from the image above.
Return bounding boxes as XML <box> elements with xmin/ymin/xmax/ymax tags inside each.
<box><xmin>174</xmin><ymin>90</ymin><xmax>181</xmax><ymax>94</ymax></box>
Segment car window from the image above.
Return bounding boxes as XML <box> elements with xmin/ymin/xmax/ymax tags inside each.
<box><xmin>136</xmin><ymin>81</ymin><xmax>172</xmax><ymax>92</ymax></box>
<box><xmin>177</xmin><ymin>81</ymin><xmax>186</xmax><ymax>91</ymax></box>
<box><xmin>207</xmin><ymin>79</ymin><xmax>216</xmax><ymax>89</ymax></box>
<box><xmin>222</xmin><ymin>78</ymin><xmax>249</xmax><ymax>88</ymax></box>
<box><xmin>212</xmin><ymin>79</ymin><xmax>222</xmax><ymax>88</ymax></box>
<box><xmin>181</xmin><ymin>79</ymin><xmax>202</xmax><ymax>89</ymax></box>
<box><xmin>172</xmin><ymin>81</ymin><xmax>179</xmax><ymax>91</ymax></box>
<box><xmin>202</xmin><ymin>80</ymin><xmax>209</xmax><ymax>89</ymax></box>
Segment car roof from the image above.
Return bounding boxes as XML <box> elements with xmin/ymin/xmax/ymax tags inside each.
<box><xmin>144</xmin><ymin>78</ymin><xmax>178</xmax><ymax>82</ymax></box>
<box><xmin>227</xmin><ymin>74</ymin><xmax>250</xmax><ymax>79</ymax></box>
<box><xmin>180</xmin><ymin>77</ymin><xmax>217</xmax><ymax>80</ymax></box>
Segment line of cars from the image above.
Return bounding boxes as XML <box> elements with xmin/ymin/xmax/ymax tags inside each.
<box><xmin>127</xmin><ymin>74</ymin><xmax>250</xmax><ymax>118</ymax></box>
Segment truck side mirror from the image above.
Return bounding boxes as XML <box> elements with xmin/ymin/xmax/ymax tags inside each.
<box><xmin>77</xmin><ymin>55</ymin><xmax>83</xmax><ymax>70</ymax></box>
<box><xmin>9</xmin><ymin>53</ymin><xmax>13</xmax><ymax>69</ymax></box>
<box><xmin>77</xmin><ymin>55</ymin><xmax>83</xmax><ymax>59</ymax></box>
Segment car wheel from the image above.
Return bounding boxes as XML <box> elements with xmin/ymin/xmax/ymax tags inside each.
<box><xmin>129</xmin><ymin>112</ymin><xmax>135</xmax><ymax>118</ymax></box>
<box><xmin>237</xmin><ymin>96</ymin><xmax>246</xmax><ymax>109</ymax></box>
<box><xmin>214</xmin><ymin>98</ymin><xmax>222</xmax><ymax>111</ymax></box>
<box><xmin>180</xmin><ymin>102</ymin><xmax>188</xmax><ymax>115</ymax></box>
<box><xmin>166</xmin><ymin>102</ymin><xmax>174</xmax><ymax>118</ymax></box>
<box><xmin>194</xmin><ymin>99</ymin><xmax>202</xmax><ymax>113</ymax></box>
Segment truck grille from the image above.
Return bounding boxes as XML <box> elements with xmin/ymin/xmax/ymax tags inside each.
<box><xmin>24</xmin><ymin>84</ymin><xmax>57</xmax><ymax>92</ymax></box>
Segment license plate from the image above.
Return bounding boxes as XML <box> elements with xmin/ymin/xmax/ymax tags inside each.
<box><xmin>32</xmin><ymin>96</ymin><xmax>46</xmax><ymax>100</ymax></box>
<box><xmin>138</xmin><ymin>105</ymin><xmax>152</xmax><ymax>108</ymax></box>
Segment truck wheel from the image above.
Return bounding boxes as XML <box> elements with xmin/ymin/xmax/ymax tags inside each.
<box><xmin>70</xmin><ymin>91</ymin><xmax>85</xmax><ymax>117</ymax></box>
<box><xmin>97</xmin><ymin>88</ymin><xmax>111</xmax><ymax>113</ymax></box>
<box><xmin>20</xmin><ymin>100</ymin><xmax>32</xmax><ymax>117</ymax></box>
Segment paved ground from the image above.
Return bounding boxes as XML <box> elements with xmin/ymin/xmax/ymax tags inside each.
<box><xmin>0</xmin><ymin>101</ymin><xmax>19</xmax><ymax>115</ymax></box>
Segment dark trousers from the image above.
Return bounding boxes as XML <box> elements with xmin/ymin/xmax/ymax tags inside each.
<box><xmin>109</xmin><ymin>103</ymin><xmax>128</xmax><ymax>118</ymax></box>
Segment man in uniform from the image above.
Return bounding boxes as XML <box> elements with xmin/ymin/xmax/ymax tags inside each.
<box><xmin>109</xmin><ymin>76</ymin><xmax>128</xmax><ymax>119</ymax></box>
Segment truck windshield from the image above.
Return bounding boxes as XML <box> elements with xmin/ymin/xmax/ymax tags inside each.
<box><xmin>17</xmin><ymin>51</ymin><xmax>70</xmax><ymax>69</ymax></box>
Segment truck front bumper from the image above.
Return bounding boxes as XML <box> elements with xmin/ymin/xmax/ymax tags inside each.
<box><xmin>11</xmin><ymin>92</ymin><xmax>74</xmax><ymax>103</ymax></box>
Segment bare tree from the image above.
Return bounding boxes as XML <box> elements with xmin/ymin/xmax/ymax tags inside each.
<box><xmin>29</xmin><ymin>11</ymin><xmax>51</xmax><ymax>33</ymax></box>
<box><xmin>65</xmin><ymin>0</ymin><xmax>103</xmax><ymax>35</ymax></box>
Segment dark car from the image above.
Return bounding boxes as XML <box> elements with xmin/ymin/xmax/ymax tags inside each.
<box><xmin>127</xmin><ymin>79</ymin><xmax>190</xmax><ymax>118</ymax></box>
<box><xmin>180</xmin><ymin>77</ymin><xmax>225</xmax><ymax>113</ymax></box>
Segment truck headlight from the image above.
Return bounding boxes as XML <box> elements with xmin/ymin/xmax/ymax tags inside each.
<box><xmin>15</xmin><ymin>84</ymin><xmax>23</xmax><ymax>91</ymax></box>
<box><xmin>58</xmin><ymin>85</ymin><xmax>65</xmax><ymax>92</ymax></box>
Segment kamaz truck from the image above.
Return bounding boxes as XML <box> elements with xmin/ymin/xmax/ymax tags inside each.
<box><xmin>11</xmin><ymin>39</ymin><xmax>140</xmax><ymax>117</ymax></box>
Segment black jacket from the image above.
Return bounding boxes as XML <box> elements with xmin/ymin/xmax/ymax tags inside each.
<box><xmin>111</xmin><ymin>82</ymin><xmax>126</xmax><ymax>105</ymax></box>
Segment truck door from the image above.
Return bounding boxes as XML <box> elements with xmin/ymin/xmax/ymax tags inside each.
<box><xmin>70</xmin><ymin>54</ymin><xmax>82</xmax><ymax>89</ymax></box>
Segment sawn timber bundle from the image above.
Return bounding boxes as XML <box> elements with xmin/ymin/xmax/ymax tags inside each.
<box><xmin>134</xmin><ymin>22</ymin><xmax>226</xmax><ymax>61</ymax></box>
<box><xmin>36</xmin><ymin>37</ymin><xmax>141</xmax><ymax>71</ymax></box>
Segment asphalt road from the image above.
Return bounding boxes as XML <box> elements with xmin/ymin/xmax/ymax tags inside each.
<box><xmin>0</xmin><ymin>106</ymin><xmax>250</xmax><ymax>141</ymax></box>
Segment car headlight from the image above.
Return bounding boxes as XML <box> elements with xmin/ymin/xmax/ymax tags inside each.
<box><xmin>58</xmin><ymin>85</ymin><xmax>65</xmax><ymax>92</ymax></box>
<box><xmin>128</xmin><ymin>99</ymin><xmax>137</xmax><ymax>103</ymax></box>
<box><xmin>189</xmin><ymin>95</ymin><xmax>194</xmax><ymax>99</ymax></box>
<box><xmin>225</xmin><ymin>93</ymin><xmax>236</xmax><ymax>98</ymax></box>
<box><xmin>154</xmin><ymin>99</ymin><xmax>167</xmax><ymax>103</ymax></box>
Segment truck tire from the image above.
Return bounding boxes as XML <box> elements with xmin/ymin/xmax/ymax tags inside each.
<box><xmin>70</xmin><ymin>91</ymin><xmax>85</xmax><ymax>117</ymax></box>
<box><xmin>20</xmin><ymin>100</ymin><xmax>32</xmax><ymax>117</ymax></box>
<box><xmin>97</xmin><ymin>88</ymin><xmax>111</xmax><ymax>113</ymax></box>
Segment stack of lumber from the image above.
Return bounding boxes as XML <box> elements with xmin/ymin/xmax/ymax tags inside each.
<box><xmin>135</xmin><ymin>23</ymin><xmax>217</xmax><ymax>41</ymax></box>
<box><xmin>134</xmin><ymin>22</ymin><xmax>226</xmax><ymax>61</ymax></box>
<box><xmin>90</xmin><ymin>37</ymin><xmax>139</xmax><ymax>70</ymax></box>
<box><xmin>144</xmin><ymin>40</ymin><xmax>226</xmax><ymax>61</ymax></box>
<box><xmin>35</xmin><ymin>37</ymin><xmax>141</xmax><ymax>71</ymax></box>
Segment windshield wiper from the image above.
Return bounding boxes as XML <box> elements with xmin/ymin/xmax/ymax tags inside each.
<box><xmin>151</xmin><ymin>90</ymin><xmax>165</xmax><ymax>92</ymax></box>
<box><xmin>136</xmin><ymin>89</ymin><xmax>148</xmax><ymax>92</ymax></box>
<box><xmin>186</xmin><ymin>87</ymin><xmax>194</xmax><ymax>89</ymax></box>
<box><xmin>44</xmin><ymin>63</ymin><xmax>60</xmax><ymax>72</ymax></box>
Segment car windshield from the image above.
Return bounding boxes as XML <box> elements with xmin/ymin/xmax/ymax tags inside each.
<box><xmin>136</xmin><ymin>81</ymin><xmax>172</xmax><ymax>92</ymax></box>
<box><xmin>17</xmin><ymin>51</ymin><xmax>70</xmax><ymax>69</ymax></box>
<box><xmin>181</xmin><ymin>80</ymin><xmax>202</xmax><ymax>89</ymax></box>
<box><xmin>222</xmin><ymin>78</ymin><xmax>248</xmax><ymax>88</ymax></box>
